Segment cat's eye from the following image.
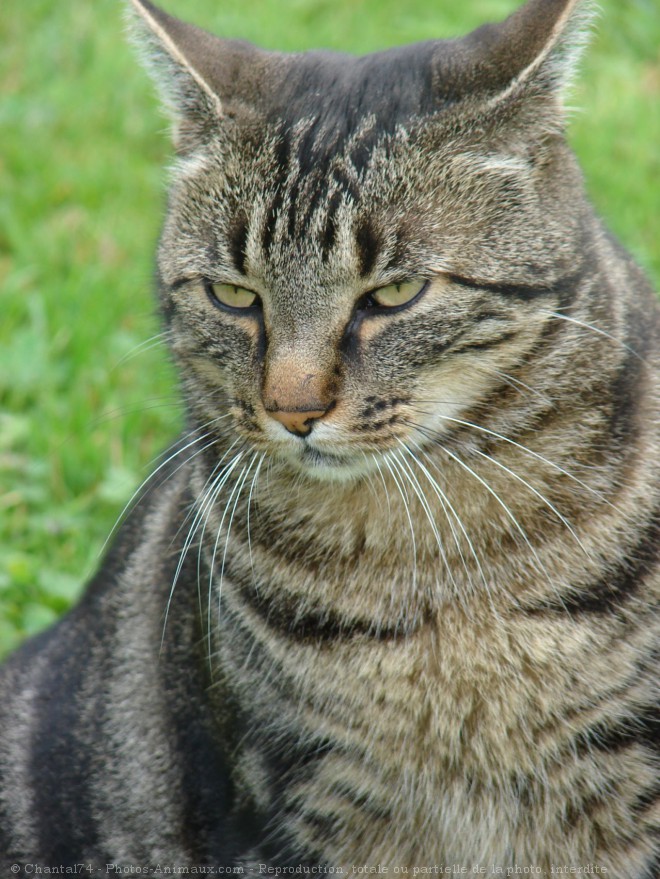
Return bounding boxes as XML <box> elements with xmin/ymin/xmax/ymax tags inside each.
<box><xmin>206</xmin><ymin>282</ymin><xmax>259</xmax><ymax>311</ymax></box>
<box><xmin>365</xmin><ymin>279</ymin><xmax>427</xmax><ymax>311</ymax></box>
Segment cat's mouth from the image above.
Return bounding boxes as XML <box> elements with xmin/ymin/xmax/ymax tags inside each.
<box><xmin>257</xmin><ymin>408</ymin><xmax>398</xmax><ymax>481</ymax></box>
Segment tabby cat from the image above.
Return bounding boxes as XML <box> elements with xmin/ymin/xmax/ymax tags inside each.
<box><xmin>1</xmin><ymin>0</ymin><xmax>658</xmax><ymax>873</ymax></box>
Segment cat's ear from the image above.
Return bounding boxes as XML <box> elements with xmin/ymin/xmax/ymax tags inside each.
<box><xmin>125</xmin><ymin>0</ymin><xmax>266</xmax><ymax>150</ymax></box>
<box><xmin>439</xmin><ymin>0</ymin><xmax>594</xmax><ymax>112</ymax></box>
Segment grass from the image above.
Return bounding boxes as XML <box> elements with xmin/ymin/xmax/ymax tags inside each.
<box><xmin>1</xmin><ymin>0</ymin><xmax>658</xmax><ymax>656</ymax></box>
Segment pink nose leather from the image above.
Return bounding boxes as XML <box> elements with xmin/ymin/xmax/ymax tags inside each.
<box><xmin>268</xmin><ymin>409</ymin><xmax>328</xmax><ymax>436</ymax></box>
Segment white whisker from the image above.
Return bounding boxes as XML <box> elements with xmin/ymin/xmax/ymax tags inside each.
<box><xmin>402</xmin><ymin>440</ymin><xmax>479</xmax><ymax>589</ymax></box>
<box><xmin>192</xmin><ymin>440</ymin><xmax>244</xmax><ymax>622</ymax></box>
<box><xmin>207</xmin><ymin>454</ymin><xmax>250</xmax><ymax>648</ymax></box>
<box><xmin>160</xmin><ymin>444</ymin><xmax>244</xmax><ymax>653</ymax></box>
<box><xmin>217</xmin><ymin>454</ymin><xmax>259</xmax><ymax>629</ymax></box>
<box><xmin>174</xmin><ymin>437</ymin><xmax>241</xmax><ymax>544</ymax></box>
<box><xmin>473</xmin><ymin>448</ymin><xmax>592</xmax><ymax>559</ymax></box>
<box><xmin>381</xmin><ymin>454</ymin><xmax>418</xmax><ymax>592</ymax></box>
<box><xmin>391</xmin><ymin>446</ymin><xmax>458</xmax><ymax>593</ymax></box>
<box><xmin>100</xmin><ymin>427</ymin><xmax>221</xmax><ymax>560</ymax></box>
<box><xmin>473</xmin><ymin>365</ymin><xmax>553</xmax><ymax>405</ymax></box>
<box><xmin>423</xmin><ymin>439</ymin><xmax>552</xmax><ymax>581</ymax></box>
<box><xmin>360</xmin><ymin>453</ymin><xmax>382</xmax><ymax>506</ymax></box>
<box><xmin>246</xmin><ymin>452</ymin><xmax>267</xmax><ymax>589</ymax></box>
<box><xmin>424</xmin><ymin>413</ymin><xmax>611</xmax><ymax>507</ymax></box>
<box><xmin>541</xmin><ymin>309</ymin><xmax>643</xmax><ymax>361</ymax></box>
<box><xmin>370</xmin><ymin>453</ymin><xmax>393</xmax><ymax>520</ymax></box>
<box><xmin>399</xmin><ymin>441</ymin><xmax>494</xmax><ymax>605</ymax></box>
<box><xmin>409</xmin><ymin>417</ymin><xmax>592</xmax><ymax>561</ymax></box>
<box><xmin>112</xmin><ymin>330</ymin><xmax>172</xmax><ymax>369</ymax></box>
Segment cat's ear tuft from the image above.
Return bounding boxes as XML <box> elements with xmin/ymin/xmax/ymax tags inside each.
<box><xmin>439</xmin><ymin>0</ymin><xmax>596</xmax><ymax>112</ymax></box>
<box><xmin>125</xmin><ymin>0</ymin><xmax>266</xmax><ymax>150</ymax></box>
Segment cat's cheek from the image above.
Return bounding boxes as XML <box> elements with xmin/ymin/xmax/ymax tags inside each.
<box><xmin>410</xmin><ymin>360</ymin><xmax>494</xmax><ymax>439</ymax></box>
<box><xmin>186</xmin><ymin>357</ymin><xmax>230</xmax><ymax>388</ymax></box>
<box><xmin>177</xmin><ymin>311</ymin><xmax>262</xmax><ymax>371</ymax></box>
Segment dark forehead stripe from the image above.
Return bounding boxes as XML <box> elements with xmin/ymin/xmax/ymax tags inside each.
<box><xmin>259</xmin><ymin>42</ymin><xmax>446</xmax><ymax>258</ymax></box>
<box><xmin>261</xmin><ymin>134</ymin><xmax>290</xmax><ymax>255</ymax></box>
<box><xmin>319</xmin><ymin>190</ymin><xmax>343</xmax><ymax>263</ymax></box>
<box><xmin>262</xmin><ymin>122</ymin><xmax>367</xmax><ymax>258</ymax></box>
<box><xmin>355</xmin><ymin>218</ymin><xmax>381</xmax><ymax>277</ymax></box>
<box><xmin>228</xmin><ymin>211</ymin><xmax>249</xmax><ymax>275</ymax></box>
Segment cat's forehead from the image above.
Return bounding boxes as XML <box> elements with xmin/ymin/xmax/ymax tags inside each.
<box><xmin>214</xmin><ymin>122</ymin><xmax>422</xmax><ymax>298</ymax></box>
<box><xmin>174</xmin><ymin>111</ymin><xmax>421</xmax><ymax>293</ymax></box>
<box><xmin>253</xmin><ymin>43</ymin><xmax>446</xmax><ymax>140</ymax></box>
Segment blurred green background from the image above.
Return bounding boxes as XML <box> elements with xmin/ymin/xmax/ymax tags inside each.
<box><xmin>1</xmin><ymin>0</ymin><xmax>658</xmax><ymax>656</ymax></box>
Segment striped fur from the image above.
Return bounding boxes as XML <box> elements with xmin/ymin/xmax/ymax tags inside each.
<box><xmin>1</xmin><ymin>0</ymin><xmax>658</xmax><ymax>874</ymax></box>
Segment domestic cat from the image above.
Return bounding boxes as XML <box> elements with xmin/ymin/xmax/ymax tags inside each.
<box><xmin>0</xmin><ymin>0</ymin><xmax>658</xmax><ymax>873</ymax></box>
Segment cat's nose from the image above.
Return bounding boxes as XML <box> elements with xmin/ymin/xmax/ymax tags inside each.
<box><xmin>267</xmin><ymin>407</ymin><xmax>330</xmax><ymax>437</ymax></box>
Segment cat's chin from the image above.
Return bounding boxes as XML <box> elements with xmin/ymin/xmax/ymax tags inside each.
<box><xmin>279</xmin><ymin>445</ymin><xmax>374</xmax><ymax>483</ymax></box>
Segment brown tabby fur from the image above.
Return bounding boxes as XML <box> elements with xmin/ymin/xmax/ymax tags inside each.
<box><xmin>0</xmin><ymin>0</ymin><xmax>658</xmax><ymax>873</ymax></box>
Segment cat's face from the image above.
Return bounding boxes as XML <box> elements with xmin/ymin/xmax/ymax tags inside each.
<box><xmin>157</xmin><ymin>104</ymin><xmax>582</xmax><ymax>481</ymax></box>
<box><xmin>134</xmin><ymin>0</ymin><xmax>588</xmax><ymax>480</ymax></box>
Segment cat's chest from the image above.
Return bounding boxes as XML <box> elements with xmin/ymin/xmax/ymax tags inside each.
<box><xmin>216</xmin><ymin>513</ymin><xmax>584</xmax><ymax>862</ymax></box>
<box><xmin>220</xmin><ymin>567</ymin><xmax>570</xmax><ymax>839</ymax></box>
<box><xmin>271</xmin><ymin>608</ymin><xmax>554</xmax><ymax>769</ymax></box>
<box><xmin>226</xmin><ymin>603</ymin><xmax>570</xmax><ymax>866</ymax></box>
<box><xmin>219</xmin><ymin>534</ymin><xmax>564</xmax><ymax>771</ymax></box>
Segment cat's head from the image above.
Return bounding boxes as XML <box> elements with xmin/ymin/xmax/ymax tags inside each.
<box><xmin>128</xmin><ymin>0</ymin><xmax>594</xmax><ymax>481</ymax></box>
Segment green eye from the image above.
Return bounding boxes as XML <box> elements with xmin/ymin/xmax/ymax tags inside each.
<box><xmin>207</xmin><ymin>282</ymin><xmax>258</xmax><ymax>310</ymax></box>
<box><xmin>369</xmin><ymin>279</ymin><xmax>426</xmax><ymax>309</ymax></box>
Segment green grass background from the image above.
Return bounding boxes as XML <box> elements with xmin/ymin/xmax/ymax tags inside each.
<box><xmin>1</xmin><ymin>0</ymin><xmax>658</xmax><ymax>656</ymax></box>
